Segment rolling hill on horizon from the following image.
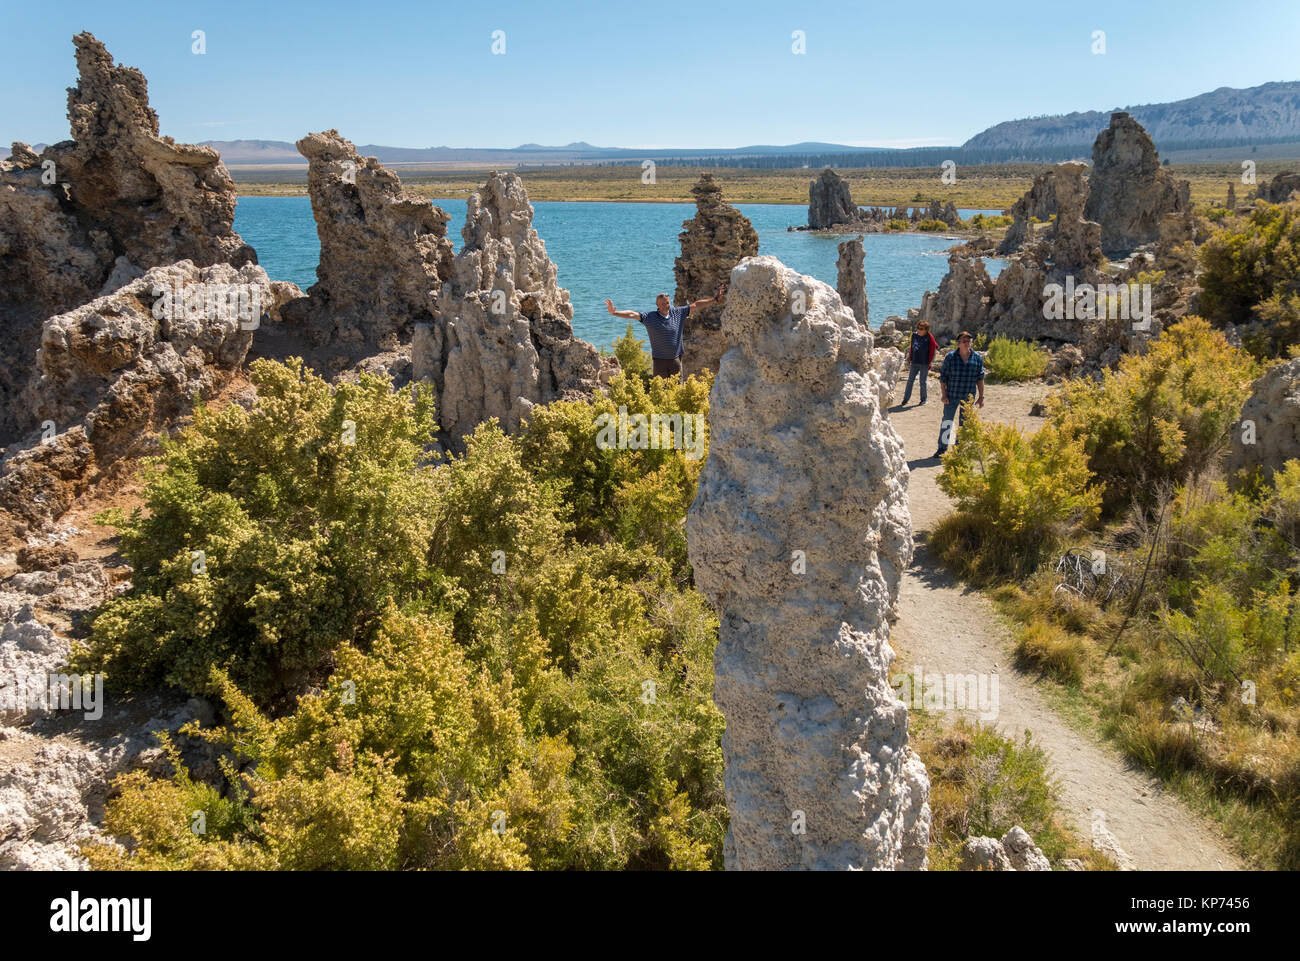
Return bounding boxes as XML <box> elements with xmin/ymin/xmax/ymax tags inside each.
<box><xmin>963</xmin><ymin>81</ymin><xmax>1300</xmax><ymax>151</ymax></box>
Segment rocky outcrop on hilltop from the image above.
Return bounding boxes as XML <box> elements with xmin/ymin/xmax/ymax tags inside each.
<box><xmin>0</xmin><ymin>32</ymin><xmax>254</xmax><ymax>446</ymax></box>
<box><xmin>1258</xmin><ymin>171</ymin><xmax>1300</xmax><ymax>203</ymax></box>
<box><xmin>1226</xmin><ymin>358</ymin><xmax>1300</xmax><ymax>481</ymax></box>
<box><xmin>1084</xmin><ymin>112</ymin><xmax>1190</xmax><ymax>256</ymax></box>
<box><xmin>674</xmin><ymin>174</ymin><xmax>759</xmax><ymax>376</ymax></box>
<box><xmin>278</xmin><ymin>130</ymin><xmax>454</xmax><ymax>368</ymax></box>
<box><xmin>687</xmin><ymin>255</ymin><xmax>929</xmax><ymax>870</ymax></box>
<box><xmin>0</xmin><ymin>261</ymin><xmax>272</xmax><ymax>540</ymax></box>
<box><xmin>414</xmin><ymin>172</ymin><xmax>607</xmax><ymax>446</ymax></box>
<box><xmin>808</xmin><ymin>168</ymin><xmax>858</xmax><ymax>228</ymax></box>
<box><xmin>836</xmin><ymin>235</ymin><xmax>868</xmax><ymax>326</ymax></box>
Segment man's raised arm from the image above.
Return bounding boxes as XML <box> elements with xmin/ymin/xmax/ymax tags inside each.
<box><xmin>688</xmin><ymin>284</ymin><xmax>728</xmax><ymax>311</ymax></box>
<box><xmin>605</xmin><ymin>299</ymin><xmax>642</xmax><ymax>321</ymax></box>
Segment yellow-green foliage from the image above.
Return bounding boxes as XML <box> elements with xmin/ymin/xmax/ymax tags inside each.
<box><xmin>917</xmin><ymin>219</ymin><xmax>949</xmax><ymax>232</ymax></box>
<box><xmin>1200</xmin><ymin>200</ymin><xmax>1300</xmax><ymax>355</ymax></box>
<box><xmin>1049</xmin><ymin>317</ymin><xmax>1259</xmax><ymax>514</ymax></box>
<box><xmin>80</xmin><ymin>360</ymin><xmax>726</xmax><ymax>870</ymax></box>
<box><xmin>518</xmin><ymin>370</ymin><xmax>711</xmax><ymax>575</ymax></box>
<box><xmin>966</xmin><ymin>213</ymin><xmax>1013</xmax><ymax>230</ymax></box>
<box><xmin>610</xmin><ymin>323</ymin><xmax>653</xmax><ymax>382</ymax></box>
<box><xmin>935</xmin><ymin>408</ymin><xmax>1099</xmax><ymax>577</ymax></box>
<box><xmin>76</xmin><ymin>358</ymin><xmax>441</xmax><ymax>707</ymax></box>
<box><xmin>980</xmin><ymin>335</ymin><xmax>1048</xmax><ymax>382</ymax></box>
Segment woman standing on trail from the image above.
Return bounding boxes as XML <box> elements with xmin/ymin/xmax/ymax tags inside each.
<box><xmin>900</xmin><ymin>320</ymin><xmax>939</xmax><ymax>406</ymax></box>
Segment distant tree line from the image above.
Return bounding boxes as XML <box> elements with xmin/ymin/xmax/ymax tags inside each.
<box><xmin>590</xmin><ymin>135</ymin><xmax>1300</xmax><ymax>169</ymax></box>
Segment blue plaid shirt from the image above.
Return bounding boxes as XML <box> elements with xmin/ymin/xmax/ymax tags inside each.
<box><xmin>940</xmin><ymin>348</ymin><xmax>985</xmax><ymax>402</ymax></box>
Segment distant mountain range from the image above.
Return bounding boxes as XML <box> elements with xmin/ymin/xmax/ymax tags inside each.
<box><xmin>200</xmin><ymin>139</ymin><xmax>892</xmax><ymax>166</ymax></box>
<box><xmin>963</xmin><ymin>81</ymin><xmax>1300</xmax><ymax>151</ymax></box>
<box><xmin>8</xmin><ymin>82</ymin><xmax>1298</xmax><ymax>168</ymax></box>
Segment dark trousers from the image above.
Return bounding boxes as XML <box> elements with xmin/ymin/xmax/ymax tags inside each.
<box><xmin>901</xmin><ymin>362</ymin><xmax>928</xmax><ymax>404</ymax></box>
<box><xmin>937</xmin><ymin>397</ymin><xmax>972</xmax><ymax>453</ymax></box>
<box><xmin>653</xmin><ymin>356</ymin><xmax>682</xmax><ymax>380</ymax></box>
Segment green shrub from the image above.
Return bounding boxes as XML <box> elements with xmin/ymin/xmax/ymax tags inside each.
<box><xmin>935</xmin><ymin>408</ymin><xmax>1100</xmax><ymax>577</ymax></box>
<box><xmin>887</xmin><ymin>218</ymin><xmax>910</xmax><ymax>231</ymax></box>
<box><xmin>610</xmin><ymin>323</ymin><xmax>653</xmax><ymax>382</ymax></box>
<box><xmin>1049</xmin><ymin>317</ymin><xmax>1259</xmax><ymax>514</ymax></box>
<box><xmin>967</xmin><ymin>213</ymin><xmax>1013</xmax><ymax>230</ymax></box>
<box><xmin>80</xmin><ymin>358</ymin><xmax>728</xmax><ymax>871</ymax></box>
<box><xmin>982</xmin><ymin>335</ymin><xmax>1048</xmax><ymax>382</ymax></box>
<box><xmin>1199</xmin><ymin>200</ymin><xmax>1300</xmax><ymax>356</ymax></box>
<box><xmin>75</xmin><ymin>358</ymin><xmax>440</xmax><ymax>709</ymax></box>
<box><xmin>518</xmin><ymin>370</ymin><xmax>710</xmax><ymax>577</ymax></box>
<box><xmin>917</xmin><ymin>219</ymin><xmax>949</xmax><ymax>232</ymax></box>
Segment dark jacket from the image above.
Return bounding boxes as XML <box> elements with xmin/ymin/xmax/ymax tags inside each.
<box><xmin>910</xmin><ymin>331</ymin><xmax>938</xmax><ymax>367</ymax></box>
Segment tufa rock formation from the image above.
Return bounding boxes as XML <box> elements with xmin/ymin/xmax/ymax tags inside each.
<box><xmin>280</xmin><ymin>130</ymin><xmax>454</xmax><ymax>367</ymax></box>
<box><xmin>674</xmin><ymin>174</ymin><xmax>759</xmax><ymax>376</ymax></box>
<box><xmin>808</xmin><ymin>168</ymin><xmax>858</xmax><ymax>229</ymax></box>
<box><xmin>1226</xmin><ymin>357</ymin><xmax>1300</xmax><ymax>482</ymax></box>
<box><xmin>919</xmin><ymin>252</ymin><xmax>994</xmax><ymax>340</ymax></box>
<box><xmin>1258</xmin><ymin>171</ymin><xmax>1300</xmax><ymax>203</ymax></box>
<box><xmin>0</xmin><ymin>261</ymin><xmax>272</xmax><ymax>539</ymax></box>
<box><xmin>1084</xmin><ymin>112</ymin><xmax>1190</xmax><ymax>256</ymax></box>
<box><xmin>413</xmin><ymin>172</ymin><xmax>606</xmax><ymax>447</ymax></box>
<box><xmin>999</xmin><ymin>165</ymin><xmax>1068</xmax><ymax>254</ymax></box>
<box><xmin>0</xmin><ymin>32</ymin><xmax>254</xmax><ymax>445</ymax></box>
<box><xmin>687</xmin><ymin>255</ymin><xmax>930</xmax><ymax>870</ymax></box>
<box><xmin>0</xmin><ymin>546</ymin><xmax>212</xmax><ymax>869</ymax></box>
<box><xmin>835</xmin><ymin>235</ymin><xmax>868</xmax><ymax>327</ymax></box>
<box><xmin>1046</xmin><ymin>161</ymin><xmax>1106</xmax><ymax>275</ymax></box>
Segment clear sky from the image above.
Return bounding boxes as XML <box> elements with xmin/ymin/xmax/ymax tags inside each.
<box><xmin>2</xmin><ymin>0</ymin><xmax>1297</xmax><ymax>150</ymax></box>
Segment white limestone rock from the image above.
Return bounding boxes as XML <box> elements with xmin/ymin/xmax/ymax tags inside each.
<box><xmin>686</xmin><ymin>255</ymin><xmax>929</xmax><ymax>870</ymax></box>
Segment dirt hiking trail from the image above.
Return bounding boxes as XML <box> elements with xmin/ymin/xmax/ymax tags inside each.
<box><xmin>888</xmin><ymin>376</ymin><xmax>1244</xmax><ymax>870</ymax></box>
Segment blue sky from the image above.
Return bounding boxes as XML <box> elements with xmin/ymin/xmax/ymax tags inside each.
<box><xmin>2</xmin><ymin>0</ymin><xmax>1297</xmax><ymax>150</ymax></box>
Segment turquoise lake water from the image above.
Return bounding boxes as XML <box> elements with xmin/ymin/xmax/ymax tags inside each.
<box><xmin>234</xmin><ymin>197</ymin><xmax>1006</xmax><ymax>351</ymax></box>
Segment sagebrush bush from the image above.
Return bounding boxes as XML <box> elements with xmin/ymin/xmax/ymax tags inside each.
<box><xmin>518</xmin><ymin>369</ymin><xmax>710</xmax><ymax>577</ymax></box>
<box><xmin>966</xmin><ymin>213</ymin><xmax>1013</xmax><ymax>230</ymax></box>
<box><xmin>1199</xmin><ymin>200</ymin><xmax>1300</xmax><ymax>355</ymax></box>
<box><xmin>935</xmin><ymin>408</ymin><xmax>1099</xmax><ymax>577</ymax></box>
<box><xmin>981</xmin><ymin>335</ymin><xmax>1048</xmax><ymax>382</ymax></box>
<box><xmin>81</xmin><ymin>359</ymin><xmax>727</xmax><ymax>870</ymax></box>
<box><xmin>1049</xmin><ymin>316</ymin><xmax>1259</xmax><ymax>515</ymax></box>
<box><xmin>75</xmin><ymin>358</ymin><xmax>441</xmax><ymax>708</ymax></box>
<box><xmin>610</xmin><ymin>323</ymin><xmax>653</xmax><ymax>383</ymax></box>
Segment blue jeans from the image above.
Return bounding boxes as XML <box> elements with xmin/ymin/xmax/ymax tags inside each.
<box><xmin>937</xmin><ymin>398</ymin><xmax>970</xmax><ymax>452</ymax></box>
<box><xmin>901</xmin><ymin>362</ymin><xmax>928</xmax><ymax>405</ymax></box>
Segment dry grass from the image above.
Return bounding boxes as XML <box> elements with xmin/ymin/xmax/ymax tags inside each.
<box><xmin>232</xmin><ymin>160</ymin><xmax>1300</xmax><ymax>208</ymax></box>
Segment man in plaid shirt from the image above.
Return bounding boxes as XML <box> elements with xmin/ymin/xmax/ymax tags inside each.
<box><xmin>934</xmin><ymin>330</ymin><xmax>985</xmax><ymax>457</ymax></box>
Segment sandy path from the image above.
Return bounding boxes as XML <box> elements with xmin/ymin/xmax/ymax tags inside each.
<box><xmin>887</xmin><ymin>375</ymin><xmax>1244</xmax><ymax>870</ymax></box>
